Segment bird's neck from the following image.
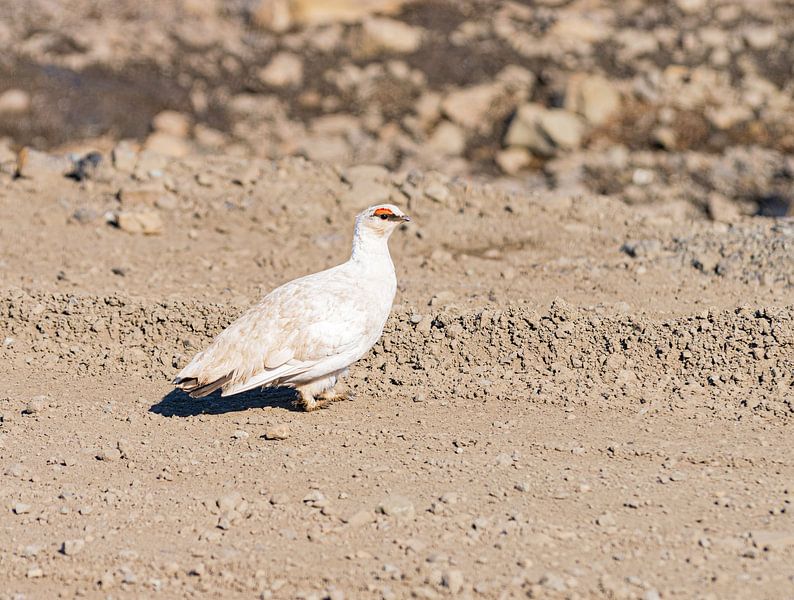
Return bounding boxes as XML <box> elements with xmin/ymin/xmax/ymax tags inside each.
<box><xmin>350</xmin><ymin>226</ymin><xmax>393</xmax><ymax>264</ymax></box>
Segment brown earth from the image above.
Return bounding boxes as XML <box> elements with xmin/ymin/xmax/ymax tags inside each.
<box><xmin>1</xmin><ymin>0</ymin><xmax>794</xmax><ymax>598</ymax></box>
<box><xmin>1</xmin><ymin>155</ymin><xmax>793</xmax><ymax>599</ymax></box>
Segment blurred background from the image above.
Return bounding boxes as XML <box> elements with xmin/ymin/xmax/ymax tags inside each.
<box><xmin>1</xmin><ymin>0</ymin><xmax>792</xmax><ymax>218</ymax></box>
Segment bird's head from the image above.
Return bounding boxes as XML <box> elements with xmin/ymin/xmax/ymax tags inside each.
<box><xmin>356</xmin><ymin>204</ymin><xmax>411</xmax><ymax>239</ymax></box>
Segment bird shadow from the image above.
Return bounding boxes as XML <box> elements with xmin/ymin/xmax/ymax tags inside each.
<box><xmin>150</xmin><ymin>387</ymin><xmax>302</xmax><ymax>417</ymax></box>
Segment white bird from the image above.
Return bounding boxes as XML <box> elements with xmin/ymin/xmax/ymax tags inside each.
<box><xmin>173</xmin><ymin>203</ymin><xmax>410</xmax><ymax>411</ymax></box>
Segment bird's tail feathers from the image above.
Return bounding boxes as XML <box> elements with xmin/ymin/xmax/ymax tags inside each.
<box><xmin>173</xmin><ymin>373</ymin><xmax>233</xmax><ymax>398</ymax></box>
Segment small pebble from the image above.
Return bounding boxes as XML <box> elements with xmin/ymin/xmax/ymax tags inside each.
<box><xmin>425</xmin><ymin>183</ymin><xmax>449</xmax><ymax>203</ymax></box>
<box><xmin>217</xmin><ymin>492</ymin><xmax>243</xmax><ymax>513</ymax></box>
<box><xmin>117</xmin><ymin>439</ymin><xmax>131</xmax><ymax>459</ymax></box>
<box><xmin>61</xmin><ymin>539</ymin><xmax>85</xmax><ymax>556</ymax></box>
<box><xmin>121</xmin><ymin>567</ymin><xmax>137</xmax><ymax>584</ymax></box>
<box><xmin>344</xmin><ymin>510</ymin><xmax>376</xmax><ymax>527</ymax></box>
<box><xmin>217</xmin><ymin>514</ymin><xmax>233</xmax><ymax>530</ymax></box>
<box><xmin>72</xmin><ymin>207</ymin><xmax>98</xmax><ymax>224</ymax></box>
<box><xmin>5</xmin><ymin>463</ymin><xmax>26</xmax><ymax>477</ymax></box>
<box><xmin>378</xmin><ymin>495</ymin><xmax>415</xmax><ymax>520</ymax></box>
<box><xmin>99</xmin><ymin>571</ymin><xmax>115</xmax><ymax>589</ymax></box>
<box><xmin>270</xmin><ymin>493</ymin><xmax>289</xmax><ymax>505</ymax></box>
<box><xmin>596</xmin><ymin>512</ymin><xmax>617</xmax><ymax>527</ymax></box>
<box><xmin>540</xmin><ymin>572</ymin><xmax>566</xmax><ymax>592</ymax></box>
<box><xmin>22</xmin><ymin>396</ymin><xmax>46</xmax><ymax>415</ymax></box>
<box><xmin>264</xmin><ymin>424</ymin><xmax>290</xmax><ymax>440</ymax></box>
<box><xmin>440</xmin><ymin>492</ymin><xmax>459</xmax><ymax>504</ymax></box>
<box><xmin>12</xmin><ymin>502</ymin><xmax>31</xmax><ymax>514</ymax></box>
<box><xmin>442</xmin><ymin>570</ymin><xmax>464</xmax><ymax>593</ymax></box>
<box><xmin>97</xmin><ymin>448</ymin><xmax>122</xmax><ymax>462</ymax></box>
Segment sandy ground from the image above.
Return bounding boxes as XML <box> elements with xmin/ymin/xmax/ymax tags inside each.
<box><xmin>1</xmin><ymin>0</ymin><xmax>793</xmax><ymax>598</ymax></box>
<box><xmin>0</xmin><ymin>155</ymin><xmax>792</xmax><ymax>600</ymax></box>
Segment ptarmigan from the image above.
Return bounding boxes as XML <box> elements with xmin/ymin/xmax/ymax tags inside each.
<box><xmin>173</xmin><ymin>204</ymin><xmax>410</xmax><ymax>411</ymax></box>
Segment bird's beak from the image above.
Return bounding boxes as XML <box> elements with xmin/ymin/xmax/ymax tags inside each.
<box><xmin>387</xmin><ymin>214</ymin><xmax>411</xmax><ymax>222</ymax></box>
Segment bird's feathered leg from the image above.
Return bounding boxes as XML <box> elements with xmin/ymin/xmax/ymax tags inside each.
<box><xmin>295</xmin><ymin>389</ymin><xmax>328</xmax><ymax>411</ymax></box>
<box><xmin>318</xmin><ymin>382</ymin><xmax>355</xmax><ymax>403</ymax></box>
<box><xmin>295</xmin><ymin>376</ymin><xmax>338</xmax><ymax>411</ymax></box>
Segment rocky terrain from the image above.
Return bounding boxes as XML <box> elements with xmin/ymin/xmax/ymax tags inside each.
<box><xmin>1</xmin><ymin>0</ymin><xmax>793</xmax><ymax>599</ymax></box>
<box><xmin>2</xmin><ymin>0</ymin><xmax>794</xmax><ymax>215</ymax></box>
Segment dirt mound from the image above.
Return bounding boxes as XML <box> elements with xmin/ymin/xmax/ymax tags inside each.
<box><xmin>3</xmin><ymin>288</ymin><xmax>791</xmax><ymax>419</ymax></box>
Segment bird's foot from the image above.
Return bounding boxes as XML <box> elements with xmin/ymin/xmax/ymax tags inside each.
<box><xmin>296</xmin><ymin>393</ymin><xmax>331</xmax><ymax>412</ymax></box>
<box><xmin>318</xmin><ymin>389</ymin><xmax>356</xmax><ymax>403</ymax></box>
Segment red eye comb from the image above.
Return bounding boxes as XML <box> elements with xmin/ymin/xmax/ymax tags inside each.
<box><xmin>373</xmin><ymin>208</ymin><xmax>394</xmax><ymax>216</ymax></box>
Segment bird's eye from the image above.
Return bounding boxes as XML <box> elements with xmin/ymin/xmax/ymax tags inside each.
<box><xmin>379</xmin><ymin>214</ymin><xmax>388</xmax><ymax>220</ymax></box>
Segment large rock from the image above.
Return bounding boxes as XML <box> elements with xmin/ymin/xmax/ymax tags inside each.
<box><xmin>133</xmin><ymin>150</ymin><xmax>169</xmax><ymax>177</ymax></box>
<box><xmin>496</xmin><ymin>147</ymin><xmax>531</xmax><ymax>175</ymax></box>
<box><xmin>413</xmin><ymin>91</ymin><xmax>442</xmax><ymax>127</ymax></box>
<box><xmin>537</xmin><ymin>110</ymin><xmax>585</xmax><ymax>150</ymax></box>
<box><xmin>144</xmin><ymin>132</ymin><xmax>191</xmax><ymax>158</ymax></box>
<box><xmin>565</xmin><ymin>74</ymin><xmax>621</xmax><ymax>126</ymax></box>
<box><xmin>707</xmin><ymin>193</ymin><xmax>741</xmax><ymax>223</ymax></box>
<box><xmin>292</xmin><ymin>0</ymin><xmax>406</xmax><ymax>25</ymax></box>
<box><xmin>194</xmin><ymin>124</ymin><xmax>227</xmax><ymax>149</ymax></box>
<box><xmin>111</xmin><ymin>141</ymin><xmax>140</xmax><ymax>173</ymax></box>
<box><xmin>505</xmin><ymin>104</ymin><xmax>585</xmax><ymax>155</ymax></box>
<box><xmin>441</xmin><ymin>83</ymin><xmax>503</xmax><ymax>132</ymax></box>
<box><xmin>615</xmin><ymin>29</ymin><xmax>659</xmax><ymax>60</ymax></box>
<box><xmin>360</xmin><ymin>17</ymin><xmax>422</xmax><ymax>54</ymax></box>
<box><xmin>675</xmin><ymin>0</ymin><xmax>707</xmax><ymax>13</ymax></box>
<box><xmin>426</xmin><ymin>121</ymin><xmax>466</xmax><ymax>156</ymax></box>
<box><xmin>152</xmin><ymin>110</ymin><xmax>191</xmax><ymax>138</ymax></box>
<box><xmin>16</xmin><ymin>148</ymin><xmax>73</xmax><ymax>180</ymax></box>
<box><xmin>0</xmin><ymin>89</ymin><xmax>31</xmax><ymax>114</ymax></box>
<box><xmin>549</xmin><ymin>16</ymin><xmax>612</xmax><ymax>44</ymax></box>
<box><xmin>250</xmin><ymin>0</ymin><xmax>292</xmax><ymax>32</ymax></box>
<box><xmin>116</xmin><ymin>210</ymin><xmax>164</xmax><ymax>235</ymax></box>
<box><xmin>744</xmin><ymin>27</ymin><xmax>778</xmax><ymax>51</ymax></box>
<box><xmin>257</xmin><ymin>52</ymin><xmax>304</xmax><ymax>88</ymax></box>
<box><xmin>706</xmin><ymin>104</ymin><xmax>753</xmax><ymax>130</ymax></box>
<box><xmin>496</xmin><ymin>64</ymin><xmax>536</xmax><ymax>93</ymax></box>
<box><xmin>504</xmin><ymin>104</ymin><xmax>555</xmax><ymax>156</ymax></box>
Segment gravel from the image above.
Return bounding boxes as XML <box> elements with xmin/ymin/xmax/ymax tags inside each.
<box><xmin>3</xmin><ymin>288</ymin><xmax>789</xmax><ymax>415</ymax></box>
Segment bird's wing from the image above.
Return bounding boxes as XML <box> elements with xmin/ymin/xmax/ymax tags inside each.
<box><xmin>174</xmin><ymin>266</ymin><xmax>374</xmax><ymax>396</ymax></box>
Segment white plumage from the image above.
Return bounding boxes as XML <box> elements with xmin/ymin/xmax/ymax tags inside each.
<box><xmin>173</xmin><ymin>203</ymin><xmax>410</xmax><ymax>411</ymax></box>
